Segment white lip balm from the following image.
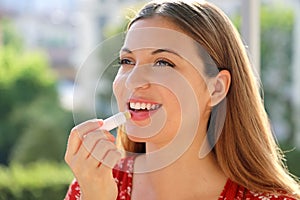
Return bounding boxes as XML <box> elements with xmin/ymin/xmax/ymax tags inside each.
<box><xmin>100</xmin><ymin>111</ymin><xmax>131</xmax><ymax>131</ymax></box>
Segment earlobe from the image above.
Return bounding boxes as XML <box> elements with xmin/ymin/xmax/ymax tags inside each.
<box><xmin>210</xmin><ymin>70</ymin><xmax>231</xmax><ymax>107</ymax></box>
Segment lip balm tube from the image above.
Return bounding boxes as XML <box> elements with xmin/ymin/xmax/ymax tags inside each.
<box><xmin>100</xmin><ymin>111</ymin><xmax>131</xmax><ymax>131</ymax></box>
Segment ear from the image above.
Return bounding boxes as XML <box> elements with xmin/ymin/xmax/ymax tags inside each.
<box><xmin>209</xmin><ymin>70</ymin><xmax>231</xmax><ymax>107</ymax></box>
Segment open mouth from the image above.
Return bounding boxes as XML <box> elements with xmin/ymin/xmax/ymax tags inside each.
<box><xmin>129</xmin><ymin>102</ymin><xmax>162</xmax><ymax>111</ymax></box>
<box><xmin>127</xmin><ymin>100</ymin><xmax>162</xmax><ymax>121</ymax></box>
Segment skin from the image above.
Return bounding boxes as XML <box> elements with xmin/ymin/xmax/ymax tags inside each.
<box><xmin>65</xmin><ymin>16</ymin><xmax>231</xmax><ymax>200</ymax></box>
<box><xmin>65</xmin><ymin>119</ymin><xmax>120</xmax><ymax>200</ymax></box>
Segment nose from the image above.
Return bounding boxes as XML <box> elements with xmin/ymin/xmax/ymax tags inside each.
<box><xmin>125</xmin><ymin>65</ymin><xmax>151</xmax><ymax>91</ymax></box>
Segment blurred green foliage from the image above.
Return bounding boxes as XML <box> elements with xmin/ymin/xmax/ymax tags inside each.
<box><xmin>261</xmin><ymin>5</ymin><xmax>300</xmax><ymax>177</ymax></box>
<box><xmin>9</xmin><ymin>96</ymin><xmax>73</xmax><ymax>164</ymax></box>
<box><xmin>234</xmin><ymin>4</ymin><xmax>300</xmax><ymax>177</ymax></box>
<box><xmin>0</xmin><ymin>19</ymin><xmax>73</xmax><ymax>165</ymax></box>
<box><xmin>260</xmin><ymin>5</ymin><xmax>295</xmax><ymax>141</ymax></box>
<box><xmin>0</xmin><ymin>18</ymin><xmax>74</xmax><ymax>199</ymax></box>
<box><xmin>0</xmin><ymin>162</ymin><xmax>73</xmax><ymax>200</ymax></box>
<box><xmin>0</xmin><ymin>18</ymin><xmax>23</xmax><ymax>50</ymax></box>
<box><xmin>260</xmin><ymin>5</ymin><xmax>300</xmax><ymax>178</ymax></box>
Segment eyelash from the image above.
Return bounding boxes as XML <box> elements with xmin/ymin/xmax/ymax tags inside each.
<box><xmin>118</xmin><ymin>58</ymin><xmax>175</xmax><ymax>68</ymax></box>
<box><xmin>154</xmin><ymin>59</ymin><xmax>175</xmax><ymax>67</ymax></box>
<box><xmin>118</xmin><ymin>58</ymin><xmax>134</xmax><ymax>66</ymax></box>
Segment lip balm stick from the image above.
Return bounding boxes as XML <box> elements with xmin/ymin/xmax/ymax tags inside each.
<box><xmin>100</xmin><ymin>111</ymin><xmax>131</xmax><ymax>131</ymax></box>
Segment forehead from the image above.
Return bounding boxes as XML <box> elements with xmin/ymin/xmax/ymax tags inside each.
<box><xmin>124</xmin><ymin>17</ymin><xmax>196</xmax><ymax>53</ymax></box>
<box><xmin>130</xmin><ymin>16</ymin><xmax>182</xmax><ymax>32</ymax></box>
<box><xmin>123</xmin><ymin>17</ymin><xmax>209</xmax><ymax>71</ymax></box>
<box><xmin>125</xmin><ymin>18</ymin><xmax>194</xmax><ymax>57</ymax></box>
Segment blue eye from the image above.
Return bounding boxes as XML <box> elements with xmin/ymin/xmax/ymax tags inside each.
<box><xmin>118</xmin><ymin>58</ymin><xmax>135</xmax><ymax>66</ymax></box>
<box><xmin>154</xmin><ymin>59</ymin><xmax>175</xmax><ymax>67</ymax></box>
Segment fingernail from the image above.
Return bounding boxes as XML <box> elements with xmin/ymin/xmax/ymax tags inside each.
<box><xmin>108</xmin><ymin>134</ymin><xmax>116</xmax><ymax>142</ymax></box>
<box><xmin>98</xmin><ymin>119</ymin><xmax>104</xmax><ymax>127</ymax></box>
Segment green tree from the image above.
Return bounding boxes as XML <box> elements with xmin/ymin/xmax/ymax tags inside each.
<box><xmin>0</xmin><ymin>19</ymin><xmax>73</xmax><ymax>165</ymax></box>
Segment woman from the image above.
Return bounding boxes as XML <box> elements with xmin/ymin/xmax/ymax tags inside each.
<box><xmin>64</xmin><ymin>0</ymin><xmax>300</xmax><ymax>199</ymax></box>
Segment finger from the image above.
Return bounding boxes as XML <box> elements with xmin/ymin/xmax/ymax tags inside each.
<box><xmin>65</xmin><ymin>120</ymin><xmax>103</xmax><ymax>163</ymax></box>
<box><xmin>75</xmin><ymin>119</ymin><xmax>103</xmax><ymax>139</ymax></box>
<box><xmin>74</xmin><ymin>132</ymin><xmax>113</xmax><ymax>164</ymax></box>
<box><xmin>99</xmin><ymin>130</ymin><xmax>116</xmax><ymax>143</ymax></box>
<box><xmin>90</xmin><ymin>139</ymin><xmax>117</xmax><ymax>163</ymax></box>
<box><xmin>96</xmin><ymin>150</ymin><xmax>122</xmax><ymax>182</ymax></box>
<box><xmin>101</xmin><ymin>149</ymin><xmax>122</xmax><ymax>169</ymax></box>
<box><xmin>82</xmin><ymin>130</ymin><xmax>110</xmax><ymax>155</ymax></box>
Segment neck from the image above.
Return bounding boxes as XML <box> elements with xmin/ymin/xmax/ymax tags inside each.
<box><xmin>133</xmin><ymin>132</ymin><xmax>227</xmax><ymax>199</ymax></box>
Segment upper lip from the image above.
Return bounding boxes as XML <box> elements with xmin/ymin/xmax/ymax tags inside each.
<box><xmin>128</xmin><ymin>98</ymin><xmax>160</xmax><ymax>104</ymax></box>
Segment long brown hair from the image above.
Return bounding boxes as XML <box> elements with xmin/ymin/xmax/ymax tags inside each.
<box><xmin>116</xmin><ymin>0</ymin><xmax>300</xmax><ymax>197</ymax></box>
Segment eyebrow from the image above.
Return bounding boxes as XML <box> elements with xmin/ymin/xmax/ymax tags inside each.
<box><xmin>151</xmin><ymin>48</ymin><xmax>181</xmax><ymax>57</ymax></box>
<box><xmin>120</xmin><ymin>47</ymin><xmax>132</xmax><ymax>54</ymax></box>
<box><xmin>120</xmin><ymin>47</ymin><xmax>181</xmax><ymax>57</ymax></box>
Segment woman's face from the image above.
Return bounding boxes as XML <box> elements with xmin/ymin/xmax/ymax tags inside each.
<box><xmin>113</xmin><ymin>16</ymin><xmax>213</xmax><ymax>149</ymax></box>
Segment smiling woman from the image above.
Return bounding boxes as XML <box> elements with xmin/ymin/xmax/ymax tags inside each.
<box><xmin>64</xmin><ymin>1</ymin><xmax>300</xmax><ymax>200</ymax></box>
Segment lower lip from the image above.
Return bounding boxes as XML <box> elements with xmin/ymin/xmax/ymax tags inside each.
<box><xmin>129</xmin><ymin>109</ymin><xmax>158</xmax><ymax>121</ymax></box>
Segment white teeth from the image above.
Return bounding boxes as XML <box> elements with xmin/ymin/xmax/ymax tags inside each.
<box><xmin>135</xmin><ymin>102</ymin><xmax>141</xmax><ymax>109</ymax></box>
<box><xmin>146</xmin><ymin>103</ymin><xmax>151</xmax><ymax>110</ymax></box>
<box><xmin>129</xmin><ymin>102</ymin><xmax>161</xmax><ymax>111</ymax></box>
<box><xmin>141</xmin><ymin>103</ymin><xmax>146</xmax><ymax>109</ymax></box>
<box><xmin>130</xmin><ymin>102</ymin><xmax>135</xmax><ymax>109</ymax></box>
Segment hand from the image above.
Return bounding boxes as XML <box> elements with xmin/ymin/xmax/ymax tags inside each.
<box><xmin>65</xmin><ymin>119</ymin><xmax>121</xmax><ymax>200</ymax></box>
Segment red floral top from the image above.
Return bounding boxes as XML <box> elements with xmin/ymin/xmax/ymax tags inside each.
<box><xmin>64</xmin><ymin>157</ymin><xmax>295</xmax><ymax>200</ymax></box>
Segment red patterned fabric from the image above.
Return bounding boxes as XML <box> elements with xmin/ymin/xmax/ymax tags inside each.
<box><xmin>64</xmin><ymin>157</ymin><xmax>295</xmax><ymax>200</ymax></box>
<box><xmin>218</xmin><ymin>179</ymin><xmax>295</xmax><ymax>200</ymax></box>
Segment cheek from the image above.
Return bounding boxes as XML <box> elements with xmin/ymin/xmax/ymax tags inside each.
<box><xmin>163</xmin><ymin>90</ymin><xmax>181</xmax><ymax>119</ymax></box>
<box><xmin>113</xmin><ymin>74</ymin><xmax>126</xmax><ymax>107</ymax></box>
<box><xmin>164</xmin><ymin>99</ymin><xmax>181</xmax><ymax>140</ymax></box>
<box><xmin>157</xmin><ymin>89</ymin><xmax>182</xmax><ymax>138</ymax></box>
<box><xmin>112</xmin><ymin>77</ymin><xmax>119</xmax><ymax>96</ymax></box>
<box><xmin>193</xmin><ymin>80</ymin><xmax>212</xmax><ymax>117</ymax></box>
